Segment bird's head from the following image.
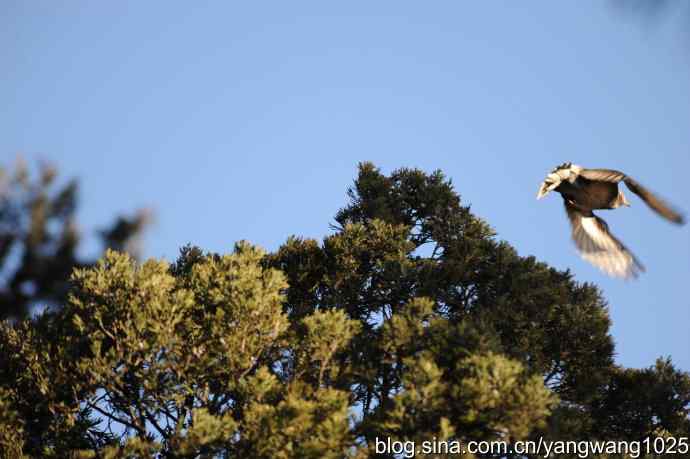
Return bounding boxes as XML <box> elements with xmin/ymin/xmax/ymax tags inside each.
<box><xmin>536</xmin><ymin>162</ymin><xmax>581</xmax><ymax>199</ymax></box>
<box><xmin>552</xmin><ymin>162</ymin><xmax>572</xmax><ymax>173</ymax></box>
<box><xmin>537</xmin><ymin>179</ymin><xmax>558</xmax><ymax>199</ymax></box>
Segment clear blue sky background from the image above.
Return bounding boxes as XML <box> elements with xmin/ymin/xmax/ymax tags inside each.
<box><xmin>2</xmin><ymin>1</ymin><xmax>688</xmax><ymax>371</ymax></box>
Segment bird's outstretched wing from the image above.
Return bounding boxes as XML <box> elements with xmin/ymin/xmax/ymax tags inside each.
<box><xmin>577</xmin><ymin>168</ymin><xmax>627</xmax><ymax>183</ymax></box>
<box><xmin>579</xmin><ymin>168</ymin><xmax>685</xmax><ymax>224</ymax></box>
<box><xmin>622</xmin><ymin>177</ymin><xmax>684</xmax><ymax>224</ymax></box>
<box><xmin>563</xmin><ymin>199</ymin><xmax>644</xmax><ymax>279</ymax></box>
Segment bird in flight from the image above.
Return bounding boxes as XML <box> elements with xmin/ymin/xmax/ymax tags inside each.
<box><xmin>537</xmin><ymin>163</ymin><xmax>685</xmax><ymax>279</ymax></box>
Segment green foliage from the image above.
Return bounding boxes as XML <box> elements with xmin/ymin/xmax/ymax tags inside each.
<box><xmin>240</xmin><ymin>382</ymin><xmax>351</xmax><ymax>459</ymax></box>
<box><xmin>0</xmin><ymin>387</ymin><xmax>26</xmax><ymax>459</ymax></box>
<box><xmin>0</xmin><ymin>159</ymin><xmax>149</xmax><ymax>319</ymax></box>
<box><xmin>453</xmin><ymin>352</ymin><xmax>556</xmax><ymax>440</ymax></box>
<box><xmin>1</xmin><ymin>243</ymin><xmax>358</xmax><ymax>457</ymax></box>
<box><xmin>1</xmin><ymin>162</ymin><xmax>688</xmax><ymax>457</ymax></box>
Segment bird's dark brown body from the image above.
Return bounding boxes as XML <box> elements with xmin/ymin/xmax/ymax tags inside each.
<box><xmin>556</xmin><ymin>178</ymin><xmax>621</xmax><ymax>211</ymax></box>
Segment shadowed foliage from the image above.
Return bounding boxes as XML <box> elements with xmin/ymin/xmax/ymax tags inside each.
<box><xmin>0</xmin><ymin>159</ymin><xmax>149</xmax><ymax>320</ymax></box>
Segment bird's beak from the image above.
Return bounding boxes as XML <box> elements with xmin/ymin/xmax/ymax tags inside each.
<box><xmin>536</xmin><ymin>182</ymin><xmax>551</xmax><ymax>200</ymax></box>
<box><xmin>537</xmin><ymin>172</ymin><xmax>563</xmax><ymax>199</ymax></box>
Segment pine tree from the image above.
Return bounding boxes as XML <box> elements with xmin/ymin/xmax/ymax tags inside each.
<box><xmin>1</xmin><ymin>162</ymin><xmax>687</xmax><ymax>458</ymax></box>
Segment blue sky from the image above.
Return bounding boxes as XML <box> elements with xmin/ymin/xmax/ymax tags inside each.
<box><xmin>2</xmin><ymin>1</ymin><xmax>688</xmax><ymax>371</ymax></box>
